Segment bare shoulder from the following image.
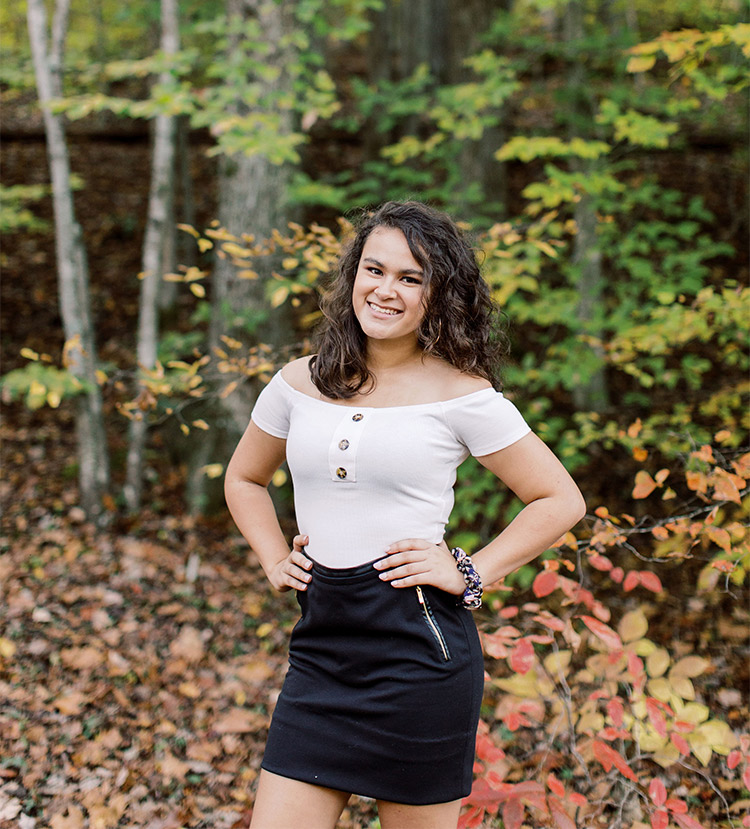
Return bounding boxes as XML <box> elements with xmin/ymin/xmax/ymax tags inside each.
<box><xmin>425</xmin><ymin>357</ymin><xmax>492</xmax><ymax>400</ymax></box>
<box><xmin>280</xmin><ymin>355</ymin><xmax>317</xmax><ymax>395</ymax></box>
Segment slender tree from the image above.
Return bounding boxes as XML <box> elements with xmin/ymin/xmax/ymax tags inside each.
<box><xmin>27</xmin><ymin>0</ymin><xmax>110</xmax><ymax>521</ymax></box>
<box><xmin>185</xmin><ymin>0</ymin><xmax>297</xmax><ymax>513</ymax></box>
<box><xmin>124</xmin><ymin>0</ymin><xmax>180</xmax><ymax>511</ymax></box>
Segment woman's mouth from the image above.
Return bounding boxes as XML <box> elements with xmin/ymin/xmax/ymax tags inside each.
<box><xmin>368</xmin><ymin>301</ymin><xmax>402</xmax><ymax>316</ymax></box>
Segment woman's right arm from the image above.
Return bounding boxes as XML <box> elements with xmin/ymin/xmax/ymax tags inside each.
<box><xmin>224</xmin><ymin>420</ymin><xmax>312</xmax><ymax>592</ymax></box>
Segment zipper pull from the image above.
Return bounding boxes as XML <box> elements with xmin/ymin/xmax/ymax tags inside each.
<box><xmin>416</xmin><ymin>586</ymin><xmax>425</xmax><ymax>604</ymax></box>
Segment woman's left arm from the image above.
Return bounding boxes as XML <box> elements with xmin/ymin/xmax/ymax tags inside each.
<box><xmin>469</xmin><ymin>432</ymin><xmax>586</xmax><ymax>586</ymax></box>
<box><xmin>375</xmin><ymin>432</ymin><xmax>586</xmax><ymax>593</ymax></box>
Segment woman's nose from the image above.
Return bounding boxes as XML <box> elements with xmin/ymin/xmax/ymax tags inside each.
<box><xmin>374</xmin><ymin>276</ymin><xmax>397</xmax><ymax>298</ymax></box>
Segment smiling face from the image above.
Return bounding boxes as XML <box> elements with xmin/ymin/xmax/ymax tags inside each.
<box><xmin>351</xmin><ymin>226</ymin><xmax>427</xmax><ymax>346</ymax></box>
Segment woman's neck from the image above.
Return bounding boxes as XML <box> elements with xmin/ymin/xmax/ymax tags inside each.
<box><xmin>365</xmin><ymin>337</ymin><xmax>424</xmax><ymax>373</ymax></box>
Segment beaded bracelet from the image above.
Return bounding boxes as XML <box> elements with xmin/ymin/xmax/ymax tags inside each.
<box><xmin>451</xmin><ymin>547</ymin><xmax>483</xmax><ymax>610</ymax></box>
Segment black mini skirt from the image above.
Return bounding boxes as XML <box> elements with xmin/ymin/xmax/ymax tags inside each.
<box><xmin>261</xmin><ymin>558</ymin><xmax>484</xmax><ymax>805</ymax></box>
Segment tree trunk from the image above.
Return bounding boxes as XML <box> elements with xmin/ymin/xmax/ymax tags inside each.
<box><xmin>124</xmin><ymin>0</ymin><xmax>180</xmax><ymax>511</ymax></box>
<box><xmin>367</xmin><ymin>0</ymin><xmax>508</xmax><ymax>212</ymax></box>
<box><xmin>565</xmin><ymin>0</ymin><xmax>609</xmax><ymax>412</ymax></box>
<box><xmin>27</xmin><ymin>0</ymin><xmax>110</xmax><ymax>522</ymax></box>
<box><xmin>186</xmin><ymin>0</ymin><xmax>296</xmax><ymax>514</ymax></box>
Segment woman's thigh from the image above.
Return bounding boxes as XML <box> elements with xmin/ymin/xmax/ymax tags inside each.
<box><xmin>377</xmin><ymin>797</ymin><xmax>462</xmax><ymax>829</ymax></box>
<box><xmin>249</xmin><ymin>769</ymin><xmax>351</xmax><ymax>829</ymax></box>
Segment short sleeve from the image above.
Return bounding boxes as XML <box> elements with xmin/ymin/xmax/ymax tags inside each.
<box><xmin>442</xmin><ymin>389</ymin><xmax>531</xmax><ymax>457</ymax></box>
<box><xmin>250</xmin><ymin>371</ymin><xmax>291</xmax><ymax>439</ymax></box>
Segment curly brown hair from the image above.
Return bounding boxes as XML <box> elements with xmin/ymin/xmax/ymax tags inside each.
<box><xmin>309</xmin><ymin>201</ymin><xmax>508</xmax><ymax>399</ymax></box>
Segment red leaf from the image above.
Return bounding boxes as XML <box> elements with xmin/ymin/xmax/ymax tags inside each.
<box><xmin>671</xmin><ymin>733</ymin><xmax>690</xmax><ymax>755</ymax></box>
<box><xmin>509</xmin><ymin>638</ymin><xmax>535</xmax><ymax>675</ymax></box>
<box><xmin>458</xmin><ymin>805</ymin><xmax>484</xmax><ymax>829</ymax></box>
<box><xmin>581</xmin><ymin>616</ymin><xmax>623</xmax><ymax>651</ymax></box>
<box><xmin>549</xmin><ymin>796</ymin><xmax>576</xmax><ymax>829</ymax></box>
<box><xmin>649</xmin><ymin>778</ymin><xmax>667</xmax><ymax>807</ymax></box>
<box><xmin>666</xmin><ymin>798</ymin><xmax>687</xmax><ymax>814</ymax></box>
<box><xmin>606</xmin><ymin>697</ymin><xmax>624</xmax><ymax>727</ymax></box>
<box><xmin>743</xmin><ymin>765</ymin><xmax>750</xmax><ymax>790</ymax></box>
<box><xmin>639</xmin><ymin>571</ymin><xmax>663</xmax><ymax>593</ymax></box>
<box><xmin>727</xmin><ymin>749</ymin><xmax>742</xmax><ymax>770</ymax></box>
<box><xmin>503</xmin><ymin>796</ymin><xmax>524</xmax><ymax>829</ymax></box>
<box><xmin>589</xmin><ymin>554</ymin><xmax>613</xmax><ymax>571</ymax></box>
<box><xmin>651</xmin><ymin>808</ymin><xmax>669</xmax><ymax>829</ymax></box>
<box><xmin>623</xmin><ymin>570</ymin><xmax>640</xmax><ymax>591</ymax></box>
<box><xmin>593</xmin><ymin>740</ymin><xmax>638</xmax><ymax>782</ymax></box>
<box><xmin>533</xmin><ymin>570</ymin><xmax>558</xmax><ymax>598</ymax></box>
<box><xmin>647</xmin><ymin>699</ymin><xmax>668</xmax><ymax>738</ymax></box>
<box><xmin>610</xmin><ymin>567</ymin><xmax>624</xmax><ymax>583</ymax></box>
<box><xmin>547</xmin><ymin>773</ymin><xmax>565</xmax><ymax>797</ymax></box>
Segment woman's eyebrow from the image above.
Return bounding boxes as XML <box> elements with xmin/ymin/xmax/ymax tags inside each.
<box><xmin>362</xmin><ymin>257</ymin><xmax>424</xmax><ymax>277</ymax></box>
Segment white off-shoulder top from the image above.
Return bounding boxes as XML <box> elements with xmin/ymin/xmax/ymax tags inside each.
<box><xmin>250</xmin><ymin>371</ymin><xmax>531</xmax><ymax>567</ymax></box>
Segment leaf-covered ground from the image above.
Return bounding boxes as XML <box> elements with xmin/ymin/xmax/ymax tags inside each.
<box><xmin>1</xmin><ymin>407</ymin><xmax>749</xmax><ymax>829</ymax></box>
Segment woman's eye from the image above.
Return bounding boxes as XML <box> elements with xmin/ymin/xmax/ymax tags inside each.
<box><xmin>402</xmin><ymin>276</ymin><xmax>422</xmax><ymax>285</ymax></box>
<box><xmin>368</xmin><ymin>267</ymin><xmax>382</xmax><ymax>276</ymax></box>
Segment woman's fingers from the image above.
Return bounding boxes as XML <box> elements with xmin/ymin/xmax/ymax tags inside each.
<box><xmin>375</xmin><ymin>539</ymin><xmax>464</xmax><ymax>594</ymax></box>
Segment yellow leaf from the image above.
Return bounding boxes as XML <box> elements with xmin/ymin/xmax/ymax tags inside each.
<box><xmin>192</xmin><ymin>419</ymin><xmax>209</xmax><ymax>430</ymax></box>
<box><xmin>647</xmin><ymin>677</ymin><xmax>672</xmax><ymax>702</ymax></box>
<box><xmin>696</xmin><ymin>719</ymin><xmax>737</xmax><ymax>753</ymax></box>
<box><xmin>270</xmin><ymin>286</ymin><xmax>289</xmax><ymax>308</ymax></box>
<box><xmin>575</xmin><ymin>711</ymin><xmax>604</xmax><ymax>734</ymax></box>
<box><xmin>46</xmin><ymin>390</ymin><xmax>61</xmax><ymax>408</ymax></box>
<box><xmin>21</xmin><ymin>347</ymin><xmax>39</xmax><ymax>361</ymax></box>
<box><xmin>177</xmin><ymin>223</ymin><xmax>200</xmax><ymax>238</ymax></box>
<box><xmin>633</xmin><ymin>638</ymin><xmax>657</xmax><ymax>656</ymax></box>
<box><xmin>636</xmin><ymin>721</ymin><xmax>668</xmax><ymax>752</ymax></box>
<box><xmin>190</xmin><ymin>283</ymin><xmax>206</xmax><ymax>298</ymax></box>
<box><xmin>282</xmin><ymin>257</ymin><xmax>299</xmax><ymax>269</ymax></box>
<box><xmin>687</xmin><ymin>731</ymin><xmax>713</xmax><ymax>766</ymax></box>
<box><xmin>96</xmin><ymin>369</ymin><xmax>108</xmax><ymax>384</ymax></box>
<box><xmin>222</xmin><ymin>242</ymin><xmax>253</xmax><ymax>258</ymax></box>
<box><xmin>0</xmin><ymin>637</ymin><xmax>17</xmax><ymax>659</ymax></box>
<box><xmin>202</xmin><ymin>463</ymin><xmax>224</xmax><ymax>479</ymax></box>
<box><xmin>543</xmin><ymin>649</ymin><xmax>572</xmax><ymax>676</ymax></box>
<box><xmin>220</xmin><ymin>380</ymin><xmax>239</xmax><ymax>399</ymax></box>
<box><xmin>197</xmin><ymin>238</ymin><xmax>214</xmax><ymax>252</ymax></box>
<box><xmin>495</xmin><ymin>669</ymin><xmax>542</xmax><ymax>698</ymax></box>
<box><xmin>619</xmin><ymin>609</ymin><xmax>648</xmax><ymax>643</ymax></box>
<box><xmin>180</xmin><ymin>424</ymin><xmax>190</xmax><ymax>436</ymax></box>
<box><xmin>256</xmin><ymin>622</ymin><xmax>273</xmax><ymax>638</ymax></box>
<box><xmin>272</xmin><ymin>468</ymin><xmax>288</xmax><ymax>487</ymax></box>
<box><xmin>675</xmin><ymin>701</ymin><xmax>710</xmax><ymax>724</ymax></box>
<box><xmin>652</xmin><ymin>741</ymin><xmax>680</xmax><ymax>768</ymax></box>
<box><xmin>670</xmin><ymin>675</ymin><xmax>695</xmax><ymax>700</ymax></box>
<box><xmin>670</xmin><ymin>655</ymin><xmax>709</xmax><ymax>678</ymax></box>
<box><xmin>237</xmin><ymin>269</ymin><xmax>259</xmax><ymax>280</ymax></box>
<box><xmin>646</xmin><ymin>648</ymin><xmax>670</xmax><ymax>677</ymax></box>
<box><xmin>627</xmin><ymin>55</ymin><xmax>656</xmax><ymax>73</ymax></box>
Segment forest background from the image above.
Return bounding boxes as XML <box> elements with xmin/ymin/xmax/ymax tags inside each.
<box><xmin>0</xmin><ymin>0</ymin><xmax>748</xmax><ymax>827</ymax></box>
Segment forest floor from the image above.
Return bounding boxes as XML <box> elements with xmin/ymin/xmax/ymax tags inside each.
<box><xmin>1</xmin><ymin>449</ymin><xmax>749</xmax><ymax>828</ymax></box>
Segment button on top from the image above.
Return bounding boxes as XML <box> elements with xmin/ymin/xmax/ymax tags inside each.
<box><xmin>338</xmin><ymin>439</ymin><xmax>350</xmax><ymax>450</ymax></box>
<box><xmin>336</xmin><ymin>467</ymin><xmax>347</xmax><ymax>479</ymax></box>
<box><xmin>352</xmin><ymin>413</ymin><xmax>364</xmax><ymax>422</ymax></box>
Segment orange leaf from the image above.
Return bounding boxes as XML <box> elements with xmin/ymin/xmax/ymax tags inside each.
<box><xmin>651</xmin><ymin>808</ymin><xmax>669</xmax><ymax>829</ymax></box>
<box><xmin>633</xmin><ymin>470</ymin><xmax>657</xmax><ymax>499</ymax></box>
<box><xmin>547</xmin><ymin>773</ymin><xmax>565</xmax><ymax>797</ymax></box>
<box><xmin>671</xmin><ymin>733</ymin><xmax>690</xmax><ymax>755</ymax></box>
<box><xmin>639</xmin><ymin>571</ymin><xmax>663</xmax><ymax>593</ymax></box>
<box><xmin>623</xmin><ymin>571</ymin><xmax>640</xmax><ymax>592</ymax></box>
<box><xmin>503</xmin><ymin>796</ymin><xmax>524</xmax><ymax>829</ymax></box>
<box><xmin>581</xmin><ymin>616</ymin><xmax>623</xmax><ymax>651</ymax></box>
<box><xmin>533</xmin><ymin>570</ymin><xmax>558</xmax><ymax>598</ymax></box>
<box><xmin>509</xmin><ymin>638</ymin><xmax>535</xmax><ymax>675</ymax></box>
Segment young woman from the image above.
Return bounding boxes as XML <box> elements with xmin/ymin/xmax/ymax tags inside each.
<box><xmin>225</xmin><ymin>201</ymin><xmax>586</xmax><ymax>829</ymax></box>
